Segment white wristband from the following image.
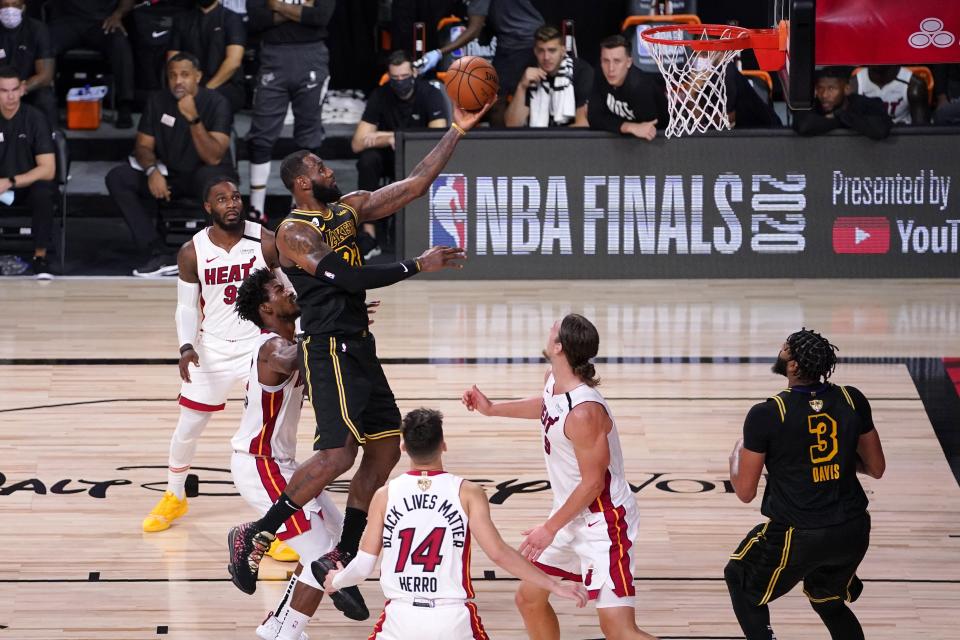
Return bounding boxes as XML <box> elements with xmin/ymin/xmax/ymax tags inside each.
<box><xmin>331</xmin><ymin>550</ymin><xmax>378</xmax><ymax>590</ymax></box>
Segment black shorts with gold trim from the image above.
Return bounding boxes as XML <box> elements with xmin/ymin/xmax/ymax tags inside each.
<box><xmin>725</xmin><ymin>512</ymin><xmax>870</xmax><ymax>607</ymax></box>
<box><xmin>299</xmin><ymin>331</ymin><xmax>401</xmax><ymax>450</ymax></box>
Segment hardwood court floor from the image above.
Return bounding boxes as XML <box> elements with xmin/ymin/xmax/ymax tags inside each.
<box><xmin>0</xmin><ymin>279</ymin><xmax>958</xmax><ymax>639</ymax></box>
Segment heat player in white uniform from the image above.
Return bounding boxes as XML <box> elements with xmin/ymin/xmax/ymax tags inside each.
<box><xmin>463</xmin><ymin>314</ymin><xmax>658</xmax><ymax>640</ymax></box>
<box><xmin>319</xmin><ymin>408</ymin><xmax>588</xmax><ymax>640</ymax></box>
<box><xmin>231</xmin><ymin>268</ymin><xmax>344</xmax><ymax>640</ymax></box>
<box><xmin>852</xmin><ymin>66</ymin><xmax>928</xmax><ymax>125</ymax></box>
<box><xmin>143</xmin><ymin>178</ymin><xmax>280</xmax><ymax>533</ymax></box>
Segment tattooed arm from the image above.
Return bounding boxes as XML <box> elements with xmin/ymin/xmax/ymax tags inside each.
<box><xmin>343</xmin><ymin>98</ymin><xmax>496</xmax><ymax>224</ymax></box>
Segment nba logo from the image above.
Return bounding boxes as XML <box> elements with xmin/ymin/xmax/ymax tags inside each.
<box><xmin>429</xmin><ymin>174</ymin><xmax>468</xmax><ymax>251</ymax></box>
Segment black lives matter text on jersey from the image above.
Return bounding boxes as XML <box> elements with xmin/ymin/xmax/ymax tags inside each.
<box><xmin>382</xmin><ymin>493</ymin><xmax>467</xmax><ymax>550</ymax></box>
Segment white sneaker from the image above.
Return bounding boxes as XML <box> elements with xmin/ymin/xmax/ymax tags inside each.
<box><xmin>255</xmin><ymin>612</ymin><xmax>309</xmax><ymax>640</ymax></box>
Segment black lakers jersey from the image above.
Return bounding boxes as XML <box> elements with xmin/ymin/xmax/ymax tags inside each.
<box><xmin>280</xmin><ymin>204</ymin><xmax>368</xmax><ymax>336</ymax></box>
<box><xmin>742</xmin><ymin>383</ymin><xmax>874</xmax><ymax>528</ymax></box>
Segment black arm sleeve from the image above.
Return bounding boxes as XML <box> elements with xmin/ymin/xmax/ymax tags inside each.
<box><xmin>299</xmin><ymin>0</ymin><xmax>336</xmax><ymax>27</ymax></box>
<box><xmin>314</xmin><ymin>252</ymin><xmax>420</xmax><ymax>293</ymax></box>
<box><xmin>843</xmin><ymin>386</ymin><xmax>875</xmax><ymax>434</ymax></box>
<box><xmin>836</xmin><ymin>98</ymin><xmax>893</xmax><ymax>140</ymax></box>
<box><xmin>742</xmin><ymin>401</ymin><xmax>778</xmax><ymax>453</ymax></box>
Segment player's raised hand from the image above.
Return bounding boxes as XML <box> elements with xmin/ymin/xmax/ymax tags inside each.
<box><xmin>453</xmin><ymin>95</ymin><xmax>497</xmax><ymax>133</ymax></box>
<box><xmin>416</xmin><ymin>246</ymin><xmax>466</xmax><ymax>272</ymax></box>
<box><xmin>178</xmin><ymin>347</ymin><xmax>199</xmax><ymax>383</ymax></box>
<box><xmin>551</xmin><ymin>581</ymin><xmax>589</xmax><ymax>608</ymax></box>
<box><xmin>461</xmin><ymin>385</ymin><xmax>492</xmax><ymax>415</ymax></box>
<box><xmin>321</xmin><ymin>561</ymin><xmax>344</xmax><ymax>594</ymax></box>
<box><xmin>519</xmin><ymin>523</ymin><xmax>556</xmax><ymax>562</ymax></box>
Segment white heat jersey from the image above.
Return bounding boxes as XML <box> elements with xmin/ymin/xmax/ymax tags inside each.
<box><xmin>855</xmin><ymin>67</ymin><xmax>913</xmax><ymax>124</ymax></box>
<box><xmin>193</xmin><ymin>221</ymin><xmax>268</xmax><ymax>341</ymax></box>
<box><xmin>380</xmin><ymin>471</ymin><xmax>474</xmax><ymax>602</ymax></box>
<box><xmin>230</xmin><ymin>332</ymin><xmax>304</xmax><ymax>460</ymax></box>
<box><xmin>541</xmin><ymin>374</ymin><xmax>634</xmax><ymax>517</ymax></box>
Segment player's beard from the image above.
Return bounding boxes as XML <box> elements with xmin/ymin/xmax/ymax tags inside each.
<box><xmin>213</xmin><ymin>212</ymin><xmax>244</xmax><ymax>232</ymax></box>
<box><xmin>771</xmin><ymin>355</ymin><xmax>789</xmax><ymax>377</ymax></box>
<box><xmin>312</xmin><ymin>180</ymin><xmax>342</xmax><ymax>204</ymax></box>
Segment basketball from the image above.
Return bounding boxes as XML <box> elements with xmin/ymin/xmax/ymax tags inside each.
<box><xmin>444</xmin><ymin>56</ymin><xmax>499</xmax><ymax>112</ymax></box>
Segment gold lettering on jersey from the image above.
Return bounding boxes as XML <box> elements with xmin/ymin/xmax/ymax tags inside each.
<box><xmin>809</xmin><ymin>399</ymin><xmax>823</xmax><ymax>412</ymax></box>
<box><xmin>812</xmin><ymin>463</ymin><xmax>841</xmax><ymax>483</ymax></box>
<box><xmin>322</xmin><ymin>220</ymin><xmax>357</xmax><ymax>250</ymax></box>
<box><xmin>807</xmin><ymin>413</ymin><xmax>839</xmax><ymax>464</ymax></box>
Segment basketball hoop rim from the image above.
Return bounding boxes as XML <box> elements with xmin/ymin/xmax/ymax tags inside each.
<box><xmin>640</xmin><ymin>24</ymin><xmax>751</xmax><ymax>51</ymax></box>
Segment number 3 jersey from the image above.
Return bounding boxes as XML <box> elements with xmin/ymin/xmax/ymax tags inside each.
<box><xmin>192</xmin><ymin>221</ymin><xmax>267</xmax><ymax>341</ymax></box>
<box><xmin>380</xmin><ymin>471</ymin><xmax>475</xmax><ymax>601</ymax></box>
<box><xmin>742</xmin><ymin>383</ymin><xmax>874</xmax><ymax>529</ymax></box>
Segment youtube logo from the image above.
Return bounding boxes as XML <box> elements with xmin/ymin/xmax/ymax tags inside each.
<box><xmin>832</xmin><ymin>217</ymin><xmax>890</xmax><ymax>254</ymax></box>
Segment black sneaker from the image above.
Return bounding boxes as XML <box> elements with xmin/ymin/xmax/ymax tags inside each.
<box><xmin>311</xmin><ymin>548</ymin><xmax>370</xmax><ymax>621</ymax></box>
<box><xmin>116</xmin><ymin>105</ymin><xmax>133</xmax><ymax>129</ymax></box>
<box><xmin>30</xmin><ymin>255</ymin><xmax>53</xmax><ymax>280</ymax></box>
<box><xmin>227</xmin><ymin>522</ymin><xmax>275</xmax><ymax>595</ymax></box>
<box><xmin>133</xmin><ymin>253</ymin><xmax>178</xmax><ymax>277</ymax></box>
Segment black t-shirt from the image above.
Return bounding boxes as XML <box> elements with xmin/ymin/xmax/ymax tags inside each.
<box><xmin>280</xmin><ymin>205</ymin><xmax>368</xmax><ymax>337</ymax></box>
<box><xmin>360</xmin><ymin>80</ymin><xmax>446</xmax><ymax>132</ymax></box>
<box><xmin>0</xmin><ymin>18</ymin><xmax>52</xmax><ymax>81</ymax></box>
<box><xmin>138</xmin><ymin>87</ymin><xmax>232</xmax><ymax>174</ymax></box>
<box><xmin>588</xmin><ymin>65</ymin><xmax>668</xmax><ymax>133</ymax></box>
<box><xmin>50</xmin><ymin>0</ymin><xmax>118</xmax><ymax>21</ymax></box>
<box><xmin>742</xmin><ymin>383</ymin><xmax>874</xmax><ymax>529</ymax></box>
<box><xmin>0</xmin><ymin>103</ymin><xmax>53</xmax><ymax>177</ymax></box>
<box><xmin>247</xmin><ymin>0</ymin><xmax>334</xmax><ymax>44</ymax></box>
<box><xmin>170</xmin><ymin>6</ymin><xmax>246</xmax><ymax>92</ymax></box>
<box><xmin>522</xmin><ymin>57</ymin><xmax>594</xmax><ymax>126</ymax></box>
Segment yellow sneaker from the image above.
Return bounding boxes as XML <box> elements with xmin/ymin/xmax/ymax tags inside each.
<box><xmin>142</xmin><ymin>491</ymin><xmax>189</xmax><ymax>532</ymax></box>
<box><xmin>266</xmin><ymin>539</ymin><xmax>300</xmax><ymax>562</ymax></box>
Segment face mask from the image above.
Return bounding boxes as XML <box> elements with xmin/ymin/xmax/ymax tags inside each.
<box><xmin>771</xmin><ymin>355</ymin><xmax>789</xmax><ymax>377</ymax></box>
<box><xmin>0</xmin><ymin>7</ymin><xmax>23</xmax><ymax>30</ymax></box>
<box><xmin>389</xmin><ymin>77</ymin><xmax>415</xmax><ymax>99</ymax></box>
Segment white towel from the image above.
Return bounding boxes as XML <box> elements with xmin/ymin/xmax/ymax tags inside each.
<box><xmin>528</xmin><ymin>56</ymin><xmax>578</xmax><ymax>127</ymax></box>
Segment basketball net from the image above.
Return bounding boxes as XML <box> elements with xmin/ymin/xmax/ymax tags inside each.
<box><xmin>645</xmin><ymin>27</ymin><xmax>743</xmax><ymax>138</ymax></box>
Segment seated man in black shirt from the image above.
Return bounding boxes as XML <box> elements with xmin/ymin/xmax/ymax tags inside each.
<box><xmin>793</xmin><ymin>67</ymin><xmax>892</xmax><ymax>140</ymax></box>
<box><xmin>351</xmin><ymin>49</ymin><xmax>447</xmax><ymax>257</ymax></box>
<box><xmin>504</xmin><ymin>24</ymin><xmax>593</xmax><ymax>128</ymax></box>
<box><xmin>46</xmin><ymin>0</ymin><xmax>136</xmax><ymax>128</ymax></box>
<box><xmin>0</xmin><ymin>65</ymin><xmax>55</xmax><ymax>277</ymax></box>
<box><xmin>105</xmin><ymin>53</ymin><xmax>236</xmax><ymax>277</ymax></box>
<box><xmin>168</xmin><ymin>0</ymin><xmax>246</xmax><ymax>114</ymax></box>
<box><xmin>0</xmin><ymin>0</ymin><xmax>55</xmax><ymax>128</ymax></box>
<box><xmin>588</xmin><ymin>34</ymin><xmax>667</xmax><ymax>140</ymax></box>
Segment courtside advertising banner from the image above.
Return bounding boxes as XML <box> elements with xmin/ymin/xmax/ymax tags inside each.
<box><xmin>400</xmin><ymin>130</ymin><xmax>960</xmax><ymax>278</ymax></box>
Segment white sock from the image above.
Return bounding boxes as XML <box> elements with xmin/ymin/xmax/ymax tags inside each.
<box><xmin>250</xmin><ymin>162</ymin><xmax>271</xmax><ymax>214</ymax></box>
<box><xmin>276</xmin><ymin>608</ymin><xmax>309</xmax><ymax>640</ymax></box>
<box><xmin>274</xmin><ymin>573</ymin><xmax>298</xmax><ymax>623</ymax></box>
<box><xmin>166</xmin><ymin>407</ymin><xmax>211</xmax><ymax>499</ymax></box>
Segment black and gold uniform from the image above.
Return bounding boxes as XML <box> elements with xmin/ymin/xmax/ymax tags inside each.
<box><xmin>281</xmin><ymin>204</ymin><xmax>402</xmax><ymax>450</ymax></box>
<box><xmin>726</xmin><ymin>383</ymin><xmax>874</xmax><ymax>620</ymax></box>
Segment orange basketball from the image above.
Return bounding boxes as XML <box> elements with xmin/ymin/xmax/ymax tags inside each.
<box><xmin>444</xmin><ymin>56</ymin><xmax>499</xmax><ymax>112</ymax></box>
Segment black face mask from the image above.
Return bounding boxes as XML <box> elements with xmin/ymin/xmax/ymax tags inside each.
<box><xmin>389</xmin><ymin>77</ymin><xmax>415</xmax><ymax>99</ymax></box>
<box><xmin>312</xmin><ymin>180</ymin><xmax>342</xmax><ymax>204</ymax></box>
<box><xmin>198</xmin><ymin>0</ymin><xmax>218</xmax><ymax>8</ymax></box>
<box><xmin>771</xmin><ymin>355</ymin><xmax>790</xmax><ymax>377</ymax></box>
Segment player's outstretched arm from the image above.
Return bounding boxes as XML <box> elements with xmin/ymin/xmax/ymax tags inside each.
<box><xmin>323</xmin><ymin>487</ymin><xmax>387</xmax><ymax>593</ymax></box>
<box><xmin>342</xmin><ymin>98</ymin><xmax>496</xmax><ymax>224</ymax></box>
<box><xmin>260</xmin><ymin>337</ymin><xmax>298</xmax><ymax>377</ymax></box>
<box><xmin>461</xmin><ymin>385</ymin><xmax>542</xmax><ymax>419</ymax></box>
<box><xmin>461</xmin><ymin>482</ymin><xmax>588</xmax><ymax>607</ymax></box>
<box><xmin>175</xmin><ymin>241</ymin><xmax>201</xmax><ymax>382</ymax></box>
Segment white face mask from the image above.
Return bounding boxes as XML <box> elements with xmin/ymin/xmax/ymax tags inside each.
<box><xmin>0</xmin><ymin>7</ymin><xmax>23</xmax><ymax>30</ymax></box>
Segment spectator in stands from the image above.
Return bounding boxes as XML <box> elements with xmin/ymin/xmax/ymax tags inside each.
<box><xmin>588</xmin><ymin>34</ymin><xmax>666</xmax><ymax>140</ymax></box>
<box><xmin>105</xmin><ymin>53</ymin><xmax>235</xmax><ymax>277</ymax></box>
<box><xmin>0</xmin><ymin>0</ymin><xmax>55</xmax><ymax>128</ymax></box>
<box><xmin>504</xmin><ymin>24</ymin><xmax>592</xmax><ymax>128</ymax></box>
<box><xmin>351</xmin><ymin>49</ymin><xmax>447</xmax><ymax>258</ymax></box>
<box><xmin>793</xmin><ymin>67</ymin><xmax>892</xmax><ymax>140</ymax></box>
<box><xmin>246</xmin><ymin>0</ymin><xmax>335</xmax><ymax>221</ymax></box>
<box><xmin>46</xmin><ymin>0</ymin><xmax>136</xmax><ymax>128</ymax></box>
<box><xmin>932</xmin><ymin>64</ymin><xmax>960</xmax><ymax>125</ymax></box>
<box><xmin>168</xmin><ymin>0</ymin><xmax>246</xmax><ymax>115</ymax></box>
<box><xmin>390</xmin><ymin>0</ymin><xmax>463</xmax><ymax>59</ymax></box>
<box><xmin>850</xmin><ymin>65</ymin><xmax>928</xmax><ymax>125</ymax></box>
<box><xmin>0</xmin><ymin>65</ymin><xmax>55</xmax><ymax>277</ymax></box>
<box><xmin>415</xmin><ymin>0</ymin><xmax>543</xmax><ymax>126</ymax></box>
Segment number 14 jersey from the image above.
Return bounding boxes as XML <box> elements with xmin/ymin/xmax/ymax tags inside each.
<box><xmin>380</xmin><ymin>471</ymin><xmax>475</xmax><ymax>601</ymax></box>
<box><xmin>192</xmin><ymin>221</ymin><xmax>267</xmax><ymax>341</ymax></box>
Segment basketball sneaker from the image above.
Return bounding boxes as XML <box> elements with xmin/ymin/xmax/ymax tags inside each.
<box><xmin>227</xmin><ymin>522</ymin><xmax>275</xmax><ymax>594</ymax></box>
<box><xmin>266</xmin><ymin>539</ymin><xmax>300</xmax><ymax>562</ymax></box>
<box><xmin>255</xmin><ymin>611</ymin><xmax>309</xmax><ymax>640</ymax></box>
<box><xmin>310</xmin><ymin>548</ymin><xmax>369</xmax><ymax>621</ymax></box>
<box><xmin>142</xmin><ymin>491</ymin><xmax>188</xmax><ymax>532</ymax></box>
